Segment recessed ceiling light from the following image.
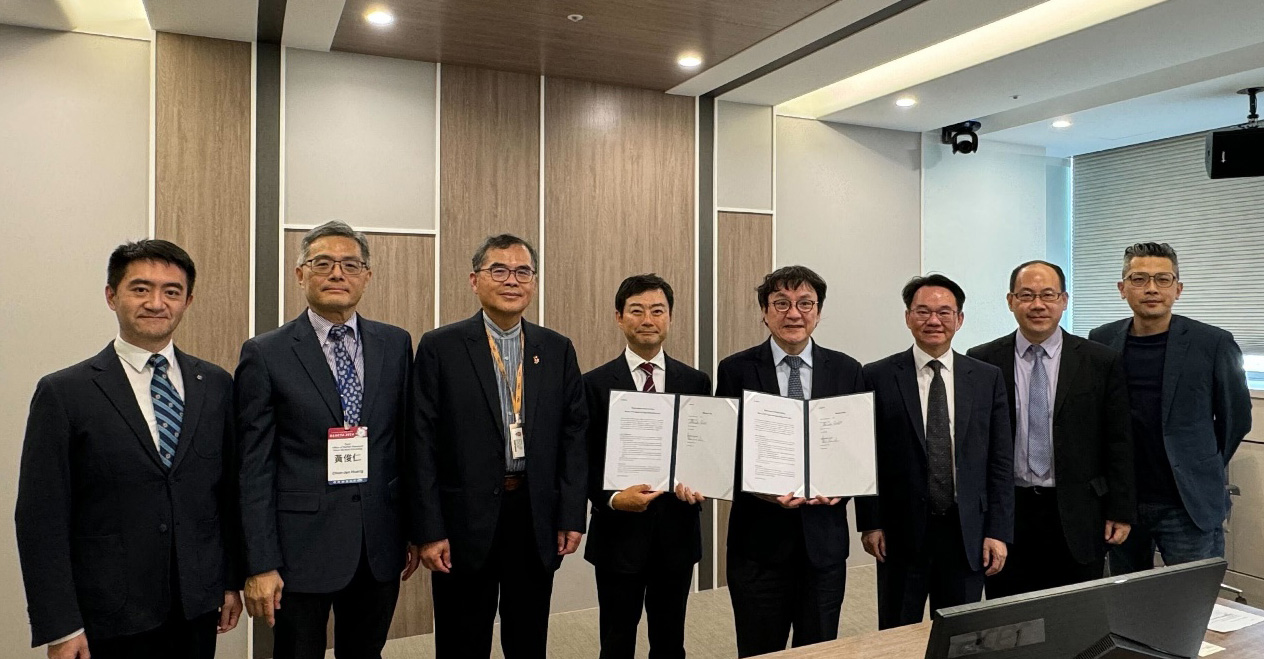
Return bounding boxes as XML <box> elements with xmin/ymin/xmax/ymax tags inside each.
<box><xmin>678</xmin><ymin>55</ymin><xmax>703</xmax><ymax>68</ymax></box>
<box><xmin>365</xmin><ymin>10</ymin><xmax>394</xmax><ymax>26</ymax></box>
<box><xmin>1052</xmin><ymin>119</ymin><xmax>1073</xmax><ymax>128</ymax></box>
<box><xmin>895</xmin><ymin>97</ymin><xmax>917</xmax><ymax>107</ymax></box>
<box><xmin>567</xmin><ymin>14</ymin><xmax>584</xmax><ymax>22</ymax></box>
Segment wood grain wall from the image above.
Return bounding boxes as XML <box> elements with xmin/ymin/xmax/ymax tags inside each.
<box><xmin>154</xmin><ymin>32</ymin><xmax>252</xmax><ymax>371</ymax></box>
<box><xmin>543</xmin><ymin>78</ymin><xmax>695</xmax><ymax>371</ymax></box>
<box><xmin>439</xmin><ymin>65</ymin><xmax>540</xmax><ymax>326</ymax></box>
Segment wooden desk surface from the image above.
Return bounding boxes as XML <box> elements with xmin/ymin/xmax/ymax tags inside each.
<box><xmin>766</xmin><ymin>598</ymin><xmax>1264</xmax><ymax>658</ymax></box>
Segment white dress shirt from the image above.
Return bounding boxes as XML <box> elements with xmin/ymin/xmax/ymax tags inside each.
<box><xmin>912</xmin><ymin>344</ymin><xmax>956</xmax><ymax>494</ymax></box>
<box><xmin>770</xmin><ymin>338</ymin><xmax>814</xmax><ymax>399</ymax></box>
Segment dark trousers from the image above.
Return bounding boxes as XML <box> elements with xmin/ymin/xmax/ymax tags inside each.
<box><xmin>432</xmin><ymin>487</ymin><xmax>556</xmax><ymax>659</ymax></box>
<box><xmin>273</xmin><ymin>544</ymin><xmax>401</xmax><ymax>659</ymax></box>
<box><xmin>1110</xmin><ymin>501</ymin><xmax>1223</xmax><ymax>575</ymax></box>
<box><xmin>595</xmin><ymin>563</ymin><xmax>693</xmax><ymax>659</ymax></box>
<box><xmin>727</xmin><ymin>544</ymin><xmax>846</xmax><ymax>657</ymax></box>
<box><xmin>987</xmin><ymin>487</ymin><xmax>1104</xmax><ymax>598</ymax></box>
<box><xmin>877</xmin><ymin>507</ymin><xmax>984</xmax><ymax>630</ymax></box>
<box><xmin>90</xmin><ymin>610</ymin><xmax>219</xmax><ymax>659</ymax></box>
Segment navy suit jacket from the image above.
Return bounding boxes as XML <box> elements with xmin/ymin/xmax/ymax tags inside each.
<box><xmin>1089</xmin><ymin>314</ymin><xmax>1252</xmax><ymax>531</ymax></box>
<box><xmin>856</xmin><ymin>349</ymin><xmax>1014</xmax><ymax>572</ymax></box>
<box><xmin>235</xmin><ymin>312</ymin><xmax>413</xmax><ymax>592</ymax></box>
<box><xmin>16</xmin><ymin>344</ymin><xmax>241</xmax><ymax>646</ymax></box>
<box><xmin>583</xmin><ymin>352</ymin><xmax>712</xmax><ymax>573</ymax></box>
<box><xmin>411</xmin><ymin>311</ymin><xmax>588</xmax><ymax>572</ymax></box>
<box><xmin>717</xmin><ymin>339</ymin><xmax>866</xmax><ymax>569</ymax></box>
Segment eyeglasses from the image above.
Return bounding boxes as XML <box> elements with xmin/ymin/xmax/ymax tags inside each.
<box><xmin>477</xmin><ymin>266</ymin><xmax>537</xmax><ymax>283</ymax></box>
<box><xmin>1124</xmin><ymin>272</ymin><xmax>1177</xmax><ymax>288</ymax></box>
<box><xmin>1011</xmin><ymin>290</ymin><xmax>1064</xmax><ymax>303</ymax></box>
<box><xmin>909</xmin><ymin>307</ymin><xmax>958</xmax><ymax>322</ymax></box>
<box><xmin>770</xmin><ymin>299</ymin><xmax>818</xmax><ymax>314</ymax></box>
<box><xmin>304</xmin><ymin>258</ymin><xmax>367</xmax><ymax>276</ymax></box>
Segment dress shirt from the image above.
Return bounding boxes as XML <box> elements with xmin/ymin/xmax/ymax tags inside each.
<box><xmin>306</xmin><ymin>308</ymin><xmax>364</xmax><ymax>383</ymax></box>
<box><xmin>624</xmin><ymin>345</ymin><xmax>668</xmax><ymax>392</ymax></box>
<box><xmin>484</xmin><ymin>311</ymin><xmax>526</xmax><ymax>473</ymax></box>
<box><xmin>770</xmin><ymin>338</ymin><xmax>814</xmax><ymax>399</ymax></box>
<box><xmin>1014</xmin><ymin>329</ymin><xmax>1063</xmax><ymax>487</ymax></box>
<box><xmin>114</xmin><ymin>335</ymin><xmax>185</xmax><ymax>452</ymax></box>
<box><xmin>912</xmin><ymin>345</ymin><xmax>956</xmax><ymax>494</ymax></box>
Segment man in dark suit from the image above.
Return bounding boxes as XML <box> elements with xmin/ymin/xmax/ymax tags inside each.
<box><xmin>1089</xmin><ymin>242</ymin><xmax>1251</xmax><ymax>572</ymax></box>
<box><xmin>968</xmin><ymin>260</ymin><xmax>1135</xmax><ymax>597</ymax></box>
<box><xmin>583</xmin><ymin>274</ymin><xmax>712</xmax><ymax>659</ymax></box>
<box><xmin>236</xmin><ymin>221</ymin><xmax>417</xmax><ymax>658</ymax></box>
<box><xmin>17</xmin><ymin>240</ymin><xmax>242</xmax><ymax>659</ymax></box>
<box><xmin>857</xmin><ymin>274</ymin><xmax>1013</xmax><ymax>630</ymax></box>
<box><xmin>412</xmin><ymin>233</ymin><xmax>588</xmax><ymax>658</ymax></box>
<box><xmin>716</xmin><ymin>265</ymin><xmax>865</xmax><ymax>657</ymax></box>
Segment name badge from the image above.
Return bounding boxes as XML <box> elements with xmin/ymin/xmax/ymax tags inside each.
<box><xmin>510</xmin><ymin>422</ymin><xmax>526</xmax><ymax>460</ymax></box>
<box><xmin>328</xmin><ymin>426</ymin><xmax>369</xmax><ymax>484</ymax></box>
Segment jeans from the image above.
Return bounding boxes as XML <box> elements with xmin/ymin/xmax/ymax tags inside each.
<box><xmin>1109</xmin><ymin>501</ymin><xmax>1223</xmax><ymax>575</ymax></box>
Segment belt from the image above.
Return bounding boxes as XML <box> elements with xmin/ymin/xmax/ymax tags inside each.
<box><xmin>503</xmin><ymin>473</ymin><xmax>526</xmax><ymax>492</ymax></box>
<box><xmin>1018</xmin><ymin>485</ymin><xmax>1056</xmax><ymax>495</ymax></box>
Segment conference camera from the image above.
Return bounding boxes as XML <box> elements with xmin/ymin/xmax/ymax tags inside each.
<box><xmin>941</xmin><ymin>121</ymin><xmax>981</xmax><ymax>154</ymax></box>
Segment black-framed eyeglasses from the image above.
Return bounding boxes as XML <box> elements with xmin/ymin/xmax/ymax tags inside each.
<box><xmin>770</xmin><ymin>299</ymin><xmax>818</xmax><ymax>314</ymax></box>
<box><xmin>909</xmin><ymin>307</ymin><xmax>958</xmax><ymax>322</ymax></box>
<box><xmin>478</xmin><ymin>266</ymin><xmax>536</xmax><ymax>283</ymax></box>
<box><xmin>304</xmin><ymin>258</ymin><xmax>367</xmax><ymax>276</ymax></box>
<box><xmin>1011</xmin><ymin>290</ymin><xmax>1064</xmax><ymax>303</ymax></box>
<box><xmin>1124</xmin><ymin>272</ymin><xmax>1177</xmax><ymax>288</ymax></box>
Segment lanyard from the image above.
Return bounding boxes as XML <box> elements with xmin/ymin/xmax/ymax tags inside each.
<box><xmin>486</xmin><ymin>329</ymin><xmax>524</xmax><ymax>423</ymax></box>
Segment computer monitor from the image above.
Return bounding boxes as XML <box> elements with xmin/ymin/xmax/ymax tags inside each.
<box><xmin>924</xmin><ymin>558</ymin><xmax>1227</xmax><ymax>659</ymax></box>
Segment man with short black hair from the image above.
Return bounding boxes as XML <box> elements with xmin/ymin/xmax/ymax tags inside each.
<box><xmin>1089</xmin><ymin>242</ymin><xmax>1251</xmax><ymax>572</ymax></box>
<box><xmin>584</xmin><ymin>273</ymin><xmax>711</xmax><ymax>659</ymax></box>
<box><xmin>717</xmin><ymin>265</ymin><xmax>865</xmax><ymax>656</ymax></box>
<box><xmin>17</xmin><ymin>239</ymin><xmax>243</xmax><ymax>659</ymax></box>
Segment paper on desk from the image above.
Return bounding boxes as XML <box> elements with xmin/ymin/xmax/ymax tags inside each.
<box><xmin>1207</xmin><ymin>603</ymin><xmax>1264</xmax><ymax>633</ymax></box>
<box><xmin>1199</xmin><ymin>641</ymin><xmax>1224</xmax><ymax>656</ymax></box>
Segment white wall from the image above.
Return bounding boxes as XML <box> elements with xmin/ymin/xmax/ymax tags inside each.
<box><xmin>717</xmin><ymin>101</ymin><xmax>774</xmax><ymax>212</ymax></box>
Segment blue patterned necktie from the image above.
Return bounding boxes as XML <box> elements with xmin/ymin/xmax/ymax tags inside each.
<box><xmin>784</xmin><ymin>355</ymin><xmax>805</xmax><ymax>399</ymax></box>
<box><xmin>328</xmin><ymin>324</ymin><xmax>363</xmax><ymax>426</ymax></box>
<box><xmin>148</xmin><ymin>354</ymin><xmax>183</xmax><ymax>469</ymax></box>
<box><xmin>1027</xmin><ymin>344</ymin><xmax>1052</xmax><ymax>478</ymax></box>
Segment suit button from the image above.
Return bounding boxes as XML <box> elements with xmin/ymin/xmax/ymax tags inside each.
<box><xmin>493</xmin><ymin>487</ymin><xmax>502</xmax><ymax>495</ymax></box>
<box><xmin>159</xmin><ymin>523</ymin><xmax>168</xmax><ymax>533</ymax></box>
<box><xmin>352</xmin><ymin>495</ymin><xmax>361</xmax><ymax>502</ymax></box>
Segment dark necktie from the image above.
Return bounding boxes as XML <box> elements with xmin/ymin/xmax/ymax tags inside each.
<box><xmin>328</xmin><ymin>325</ymin><xmax>363</xmax><ymax>426</ymax></box>
<box><xmin>638</xmin><ymin>362</ymin><xmax>656</xmax><ymax>392</ymax></box>
<box><xmin>926</xmin><ymin>359</ymin><xmax>954</xmax><ymax>513</ymax></box>
<box><xmin>784</xmin><ymin>355</ymin><xmax>805</xmax><ymax>400</ymax></box>
<box><xmin>148</xmin><ymin>354</ymin><xmax>183</xmax><ymax>469</ymax></box>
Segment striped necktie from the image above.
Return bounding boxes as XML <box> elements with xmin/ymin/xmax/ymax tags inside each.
<box><xmin>638</xmin><ymin>362</ymin><xmax>657</xmax><ymax>392</ymax></box>
<box><xmin>148</xmin><ymin>354</ymin><xmax>183</xmax><ymax>469</ymax></box>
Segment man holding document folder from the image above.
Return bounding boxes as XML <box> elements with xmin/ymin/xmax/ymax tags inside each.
<box><xmin>584</xmin><ymin>274</ymin><xmax>712</xmax><ymax>659</ymax></box>
<box><xmin>716</xmin><ymin>265</ymin><xmax>866</xmax><ymax>657</ymax></box>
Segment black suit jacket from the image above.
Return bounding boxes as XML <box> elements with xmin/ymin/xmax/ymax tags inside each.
<box><xmin>411</xmin><ymin>311</ymin><xmax>588</xmax><ymax>572</ymax></box>
<box><xmin>16</xmin><ymin>344</ymin><xmax>241</xmax><ymax>646</ymax></box>
<box><xmin>235</xmin><ymin>312</ymin><xmax>412</xmax><ymax>592</ymax></box>
<box><xmin>967</xmin><ymin>331</ymin><xmax>1136</xmax><ymax>563</ymax></box>
<box><xmin>856</xmin><ymin>349</ymin><xmax>1014</xmax><ymax>573</ymax></box>
<box><xmin>582</xmin><ymin>352</ymin><xmax>712</xmax><ymax>573</ymax></box>
<box><xmin>717</xmin><ymin>339</ymin><xmax>866</xmax><ymax>569</ymax></box>
<box><xmin>1089</xmin><ymin>314</ymin><xmax>1252</xmax><ymax>531</ymax></box>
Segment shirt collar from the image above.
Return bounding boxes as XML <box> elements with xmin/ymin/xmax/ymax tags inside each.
<box><xmin>308</xmin><ymin>308</ymin><xmax>359</xmax><ymax>345</ymax></box>
<box><xmin>482</xmin><ymin>310</ymin><xmax>522</xmax><ymax>339</ymax></box>
<box><xmin>624</xmin><ymin>346</ymin><xmax>667</xmax><ymax>375</ymax></box>
<box><xmin>770</xmin><ymin>338</ymin><xmax>814</xmax><ymax>368</ymax></box>
<box><xmin>912</xmin><ymin>344</ymin><xmax>954</xmax><ymax>373</ymax></box>
<box><xmin>114</xmin><ymin>335</ymin><xmax>176</xmax><ymax>374</ymax></box>
<box><xmin>1015</xmin><ymin>327</ymin><xmax>1064</xmax><ymax>360</ymax></box>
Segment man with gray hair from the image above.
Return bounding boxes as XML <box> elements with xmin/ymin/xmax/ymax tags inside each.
<box><xmin>236</xmin><ymin>221</ymin><xmax>419</xmax><ymax>658</ymax></box>
<box><xmin>1090</xmin><ymin>242</ymin><xmax>1251</xmax><ymax>572</ymax></box>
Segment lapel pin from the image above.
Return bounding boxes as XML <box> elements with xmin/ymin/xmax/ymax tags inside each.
<box><xmin>533</xmin><ymin>355</ymin><xmax>540</xmax><ymax>364</ymax></box>
<box><xmin>196</xmin><ymin>374</ymin><xmax>203</xmax><ymax>380</ymax></box>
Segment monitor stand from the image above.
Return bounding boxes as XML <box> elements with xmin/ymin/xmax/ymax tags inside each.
<box><xmin>1075</xmin><ymin>633</ymin><xmax>1190</xmax><ymax>659</ymax></box>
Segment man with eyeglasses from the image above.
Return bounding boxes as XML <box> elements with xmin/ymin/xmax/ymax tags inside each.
<box><xmin>1089</xmin><ymin>242</ymin><xmax>1251</xmax><ymax>573</ymax></box>
<box><xmin>411</xmin><ymin>233</ymin><xmax>587</xmax><ymax>658</ymax></box>
<box><xmin>715</xmin><ymin>265</ymin><xmax>865</xmax><ymax>656</ymax></box>
<box><xmin>967</xmin><ymin>261</ymin><xmax>1135</xmax><ymax>597</ymax></box>
<box><xmin>856</xmin><ymin>274</ymin><xmax>1013</xmax><ymax>629</ymax></box>
<box><xmin>235</xmin><ymin>221</ymin><xmax>418</xmax><ymax>658</ymax></box>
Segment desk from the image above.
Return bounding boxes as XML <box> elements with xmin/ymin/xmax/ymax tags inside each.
<box><xmin>767</xmin><ymin>599</ymin><xmax>1264</xmax><ymax>658</ymax></box>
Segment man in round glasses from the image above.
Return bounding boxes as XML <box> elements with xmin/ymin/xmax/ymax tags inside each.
<box><xmin>1089</xmin><ymin>242</ymin><xmax>1251</xmax><ymax>573</ymax></box>
<box><xmin>967</xmin><ymin>260</ymin><xmax>1135</xmax><ymax>599</ymax></box>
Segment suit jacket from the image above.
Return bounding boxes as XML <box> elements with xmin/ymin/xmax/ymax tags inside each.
<box><xmin>235</xmin><ymin>312</ymin><xmax>412</xmax><ymax>592</ymax></box>
<box><xmin>582</xmin><ymin>352</ymin><xmax>712</xmax><ymax>573</ymax></box>
<box><xmin>411</xmin><ymin>311</ymin><xmax>588</xmax><ymax>572</ymax></box>
<box><xmin>1089</xmin><ymin>314</ymin><xmax>1252</xmax><ymax>531</ymax></box>
<box><xmin>717</xmin><ymin>339</ymin><xmax>865</xmax><ymax>569</ymax></box>
<box><xmin>856</xmin><ymin>349</ymin><xmax>1014</xmax><ymax>573</ymax></box>
<box><xmin>967</xmin><ymin>331</ymin><xmax>1136</xmax><ymax>563</ymax></box>
<box><xmin>16</xmin><ymin>344</ymin><xmax>241</xmax><ymax>646</ymax></box>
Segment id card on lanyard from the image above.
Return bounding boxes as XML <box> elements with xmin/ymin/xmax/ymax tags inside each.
<box><xmin>487</xmin><ymin>330</ymin><xmax>526</xmax><ymax>460</ymax></box>
<box><xmin>328</xmin><ymin>426</ymin><xmax>369</xmax><ymax>484</ymax></box>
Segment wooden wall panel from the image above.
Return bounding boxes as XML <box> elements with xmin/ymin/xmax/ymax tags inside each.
<box><xmin>155</xmin><ymin>32</ymin><xmax>251</xmax><ymax>371</ymax></box>
<box><xmin>439</xmin><ymin>65</ymin><xmax>539</xmax><ymax>327</ymax></box>
<box><xmin>715</xmin><ymin>211</ymin><xmax>774</xmax><ymax>586</ymax></box>
<box><xmin>543</xmin><ymin>79</ymin><xmax>695</xmax><ymax>372</ymax></box>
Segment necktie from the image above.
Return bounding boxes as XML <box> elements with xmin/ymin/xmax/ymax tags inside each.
<box><xmin>638</xmin><ymin>362</ymin><xmax>657</xmax><ymax>392</ymax></box>
<box><xmin>784</xmin><ymin>355</ymin><xmax>805</xmax><ymax>400</ymax></box>
<box><xmin>926</xmin><ymin>360</ymin><xmax>954</xmax><ymax>513</ymax></box>
<box><xmin>1027</xmin><ymin>344</ymin><xmax>1052</xmax><ymax>478</ymax></box>
<box><xmin>328</xmin><ymin>325</ymin><xmax>363</xmax><ymax>426</ymax></box>
<box><xmin>148</xmin><ymin>354</ymin><xmax>183</xmax><ymax>469</ymax></box>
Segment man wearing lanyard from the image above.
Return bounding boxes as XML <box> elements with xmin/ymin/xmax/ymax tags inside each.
<box><xmin>412</xmin><ymin>233</ymin><xmax>588</xmax><ymax>658</ymax></box>
<box><xmin>236</xmin><ymin>221</ymin><xmax>417</xmax><ymax>658</ymax></box>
